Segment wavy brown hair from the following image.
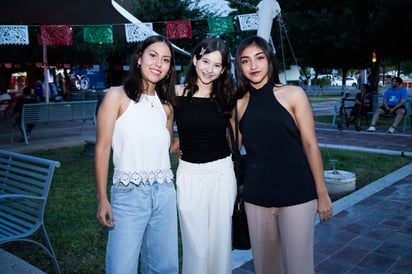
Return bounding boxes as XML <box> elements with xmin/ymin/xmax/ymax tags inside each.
<box><xmin>182</xmin><ymin>37</ymin><xmax>235</xmax><ymax>117</ymax></box>
<box><xmin>123</xmin><ymin>35</ymin><xmax>177</xmax><ymax>105</ymax></box>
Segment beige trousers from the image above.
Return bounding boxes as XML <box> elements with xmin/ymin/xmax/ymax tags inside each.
<box><xmin>245</xmin><ymin>199</ymin><xmax>317</xmax><ymax>274</ymax></box>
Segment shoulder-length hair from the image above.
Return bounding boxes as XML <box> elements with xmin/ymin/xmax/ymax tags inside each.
<box><xmin>123</xmin><ymin>35</ymin><xmax>177</xmax><ymax>106</ymax></box>
<box><xmin>234</xmin><ymin>35</ymin><xmax>280</xmax><ymax>99</ymax></box>
<box><xmin>183</xmin><ymin>37</ymin><xmax>234</xmax><ymax>117</ymax></box>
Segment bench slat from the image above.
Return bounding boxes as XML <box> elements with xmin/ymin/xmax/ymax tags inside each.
<box><xmin>0</xmin><ymin>207</ymin><xmax>40</xmax><ymax>233</ymax></box>
<box><xmin>0</xmin><ymin>157</ymin><xmax>56</xmax><ymax>196</ymax></box>
<box><xmin>0</xmin><ymin>197</ymin><xmax>42</xmax><ymax>217</ymax></box>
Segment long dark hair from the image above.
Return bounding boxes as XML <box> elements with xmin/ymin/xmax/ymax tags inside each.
<box><xmin>123</xmin><ymin>35</ymin><xmax>177</xmax><ymax>105</ymax></box>
<box><xmin>183</xmin><ymin>37</ymin><xmax>234</xmax><ymax>117</ymax></box>
<box><xmin>234</xmin><ymin>36</ymin><xmax>280</xmax><ymax>99</ymax></box>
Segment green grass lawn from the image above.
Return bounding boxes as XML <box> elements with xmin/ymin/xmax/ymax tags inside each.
<box><xmin>2</xmin><ymin>146</ymin><xmax>411</xmax><ymax>273</ymax></box>
<box><xmin>315</xmin><ymin>115</ymin><xmax>395</xmax><ymax>127</ymax></box>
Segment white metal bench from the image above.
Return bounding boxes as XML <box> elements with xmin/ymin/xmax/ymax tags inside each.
<box><xmin>0</xmin><ymin>149</ymin><xmax>61</xmax><ymax>273</ymax></box>
<box><xmin>12</xmin><ymin>100</ymin><xmax>98</xmax><ymax>144</ymax></box>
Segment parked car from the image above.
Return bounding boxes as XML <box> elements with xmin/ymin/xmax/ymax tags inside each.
<box><xmin>310</xmin><ymin>74</ymin><xmax>333</xmax><ymax>80</ymax></box>
<box><xmin>334</xmin><ymin>76</ymin><xmax>358</xmax><ymax>87</ymax></box>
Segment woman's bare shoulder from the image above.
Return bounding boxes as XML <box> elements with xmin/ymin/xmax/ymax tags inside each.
<box><xmin>106</xmin><ymin>85</ymin><xmax>124</xmax><ymax>93</ymax></box>
<box><xmin>101</xmin><ymin>87</ymin><xmax>129</xmax><ymax>108</ymax></box>
<box><xmin>104</xmin><ymin>86</ymin><xmax>127</xmax><ymax>98</ymax></box>
<box><xmin>276</xmin><ymin>84</ymin><xmax>306</xmax><ymax>98</ymax></box>
<box><xmin>276</xmin><ymin>84</ymin><xmax>304</xmax><ymax>92</ymax></box>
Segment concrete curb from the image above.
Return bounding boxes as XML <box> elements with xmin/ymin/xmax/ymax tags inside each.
<box><xmin>0</xmin><ymin>248</ymin><xmax>46</xmax><ymax>274</ymax></box>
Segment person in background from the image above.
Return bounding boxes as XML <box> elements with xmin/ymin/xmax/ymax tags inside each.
<box><xmin>95</xmin><ymin>35</ymin><xmax>179</xmax><ymax>274</ymax></box>
<box><xmin>0</xmin><ymin>87</ymin><xmax>11</xmax><ymax>102</ymax></box>
<box><xmin>34</xmin><ymin>79</ymin><xmax>45</xmax><ymax>102</ymax></box>
<box><xmin>174</xmin><ymin>37</ymin><xmax>237</xmax><ymax>274</ymax></box>
<box><xmin>0</xmin><ymin>86</ymin><xmax>12</xmax><ymax>113</ymax></box>
<box><xmin>12</xmin><ymin>86</ymin><xmax>38</xmax><ymax>140</ymax></box>
<box><xmin>367</xmin><ymin>76</ymin><xmax>408</xmax><ymax>134</ymax></box>
<box><xmin>350</xmin><ymin>83</ymin><xmax>373</xmax><ymax>131</ymax></box>
<box><xmin>233</xmin><ymin>35</ymin><xmax>333</xmax><ymax>274</ymax></box>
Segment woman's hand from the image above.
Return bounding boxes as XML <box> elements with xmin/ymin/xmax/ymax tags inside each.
<box><xmin>317</xmin><ymin>193</ymin><xmax>333</xmax><ymax>222</ymax></box>
<box><xmin>96</xmin><ymin>199</ymin><xmax>114</xmax><ymax>227</ymax></box>
<box><xmin>170</xmin><ymin>139</ymin><xmax>180</xmax><ymax>154</ymax></box>
<box><xmin>169</xmin><ymin>139</ymin><xmax>183</xmax><ymax>159</ymax></box>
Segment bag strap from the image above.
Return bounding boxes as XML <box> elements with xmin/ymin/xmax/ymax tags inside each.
<box><xmin>235</xmin><ymin>103</ymin><xmax>239</xmax><ymax>150</ymax></box>
<box><xmin>229</xmin><ymin>104</ymin><xmax>241</xmax><ymax>163</ymax></box>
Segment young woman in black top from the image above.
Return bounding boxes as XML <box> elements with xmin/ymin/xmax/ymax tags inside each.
<box><xmin>232</xmin><ymin>35</ymin><xmax>333</xmax><ymax>274</ymax></box>
<box><xmin>174</xmin><ymin>37</ymin><xmax>236</xmax><ymax>274</ymax></box>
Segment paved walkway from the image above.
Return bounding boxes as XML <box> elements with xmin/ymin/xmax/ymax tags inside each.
<box><xmin>0</xmin><ymin>108</ymin><xmax>412</xmax><ymax>273</ymax></box>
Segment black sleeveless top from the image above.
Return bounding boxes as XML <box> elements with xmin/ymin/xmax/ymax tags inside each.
<box><xmin>174</xmin><ymin>96</ymin><xmax>231</xmax><ymax>163</ymax></box>
<box><xmin>239</xmin><ymin>83</ymin><xmax>317</xmax><ymax>207</ymax></box>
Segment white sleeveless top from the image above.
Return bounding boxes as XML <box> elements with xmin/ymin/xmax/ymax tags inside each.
<box><xmin>112</xmin><ymin>93</ymin><xmax>173</xmax><ymax>185</ymax></box>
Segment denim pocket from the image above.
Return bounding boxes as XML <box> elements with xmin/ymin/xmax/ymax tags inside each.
<box><xmin>111</xmin><ymin>182</ymin><xmax>136</xmax><ymax>194</ymax></box>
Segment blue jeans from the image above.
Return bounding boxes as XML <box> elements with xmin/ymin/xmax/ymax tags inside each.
<box><xmin>106</xmin><ymin>182</ymin><xmax>178</xmax><ymax>274</ymax></box>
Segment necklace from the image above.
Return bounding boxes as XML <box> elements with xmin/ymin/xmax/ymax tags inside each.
<box><xmin>143</xmin><ymin>94</ymin><xmax>156</xmax><ymax>108</ymax></box>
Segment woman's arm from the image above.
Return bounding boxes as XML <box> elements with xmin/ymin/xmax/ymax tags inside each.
<box><xmin>95</xmin><ymin>87</ymin><xmax>123</xmax><ymax>227</ymax></box>
<box><xmin>163</xmin><ymin>103</ymin><xmax>177</xmax><ymax>153</ymax></box>
<box><xmin>286</xmin><ymin>86</ymin><xmax>333</xmax><ymax>222</ymax></box>
<box><xmin>229</xmin><ymin>94</ymin><xmax>249</xmax><ymax>151</ymax></box>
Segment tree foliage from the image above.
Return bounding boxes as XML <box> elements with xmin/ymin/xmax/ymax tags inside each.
<box><xmin>229</xmin><ymin>0</ymin><xmax>412</xmax><ymax>75</ymax></box>
<box><xmin>3</xmin><ymin>0</ymin><xmax>412</xmax><ymax>79</ymax></box>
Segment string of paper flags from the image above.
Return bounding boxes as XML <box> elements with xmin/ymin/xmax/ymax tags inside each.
<box><xmin>0</xmin><ymin>13</ymin><xmax>260</xmax><ymax>46</ymax></box>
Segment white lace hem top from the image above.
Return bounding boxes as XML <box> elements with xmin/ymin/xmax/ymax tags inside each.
<box><xmin>111</xmin><ymin>93</ymin><xmax>173</xmax><ymax>186</ymax></box>
<box><xmin>113</xmin><ymin>168</ymin><xmax>174</xmax><ymax>186</ymax></box>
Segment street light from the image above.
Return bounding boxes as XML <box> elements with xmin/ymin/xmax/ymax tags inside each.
<box><xmin>371</xmin><ymin>51</ymin><xmax>378</xmax><ymax>93</ymax></box>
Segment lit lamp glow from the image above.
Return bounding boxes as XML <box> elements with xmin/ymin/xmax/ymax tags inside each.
<box><xmin>372</xmin><ymin>51</ymin><xmax>377</xmax><ymax>63</ymax></box>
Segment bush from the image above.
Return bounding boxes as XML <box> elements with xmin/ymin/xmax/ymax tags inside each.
<box><xmin>312</xmin><ymin>77</ymin><xmax>331</xmax><ymax>87</ymax></box>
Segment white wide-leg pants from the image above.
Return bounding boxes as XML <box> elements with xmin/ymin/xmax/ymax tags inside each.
<box><xmin>177</xmin><ymin>156</ymin><xmax>237</xmax><ymax>274</ymax></box>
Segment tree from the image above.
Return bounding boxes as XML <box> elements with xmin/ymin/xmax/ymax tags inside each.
<box><xmin>229</xmin><ymin>0</ymin><xmax>412</xmax><ymax>78</ymax></box>
<box><xmin>281</xmin><ymin>0</ymin><xmax>412</xmax><ymax>86</ymax></box>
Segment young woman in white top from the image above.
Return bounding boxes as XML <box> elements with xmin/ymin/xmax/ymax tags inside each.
<box><xmin>95</xmin><ymin>35</ymin><xmax>178</xmax><ymax>274</ymax></box>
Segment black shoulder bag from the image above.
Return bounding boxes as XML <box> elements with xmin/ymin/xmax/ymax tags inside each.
<box><xmin>229</xmin><ymin>105</ymin><xmax>251</xmax><ymax>250</ymax></box>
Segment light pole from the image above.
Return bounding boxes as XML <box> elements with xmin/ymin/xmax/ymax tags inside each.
<box><xmin>371</xmin><ymin>51</ymin><xmax>379</xmax><ymax>94</ymax></box>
